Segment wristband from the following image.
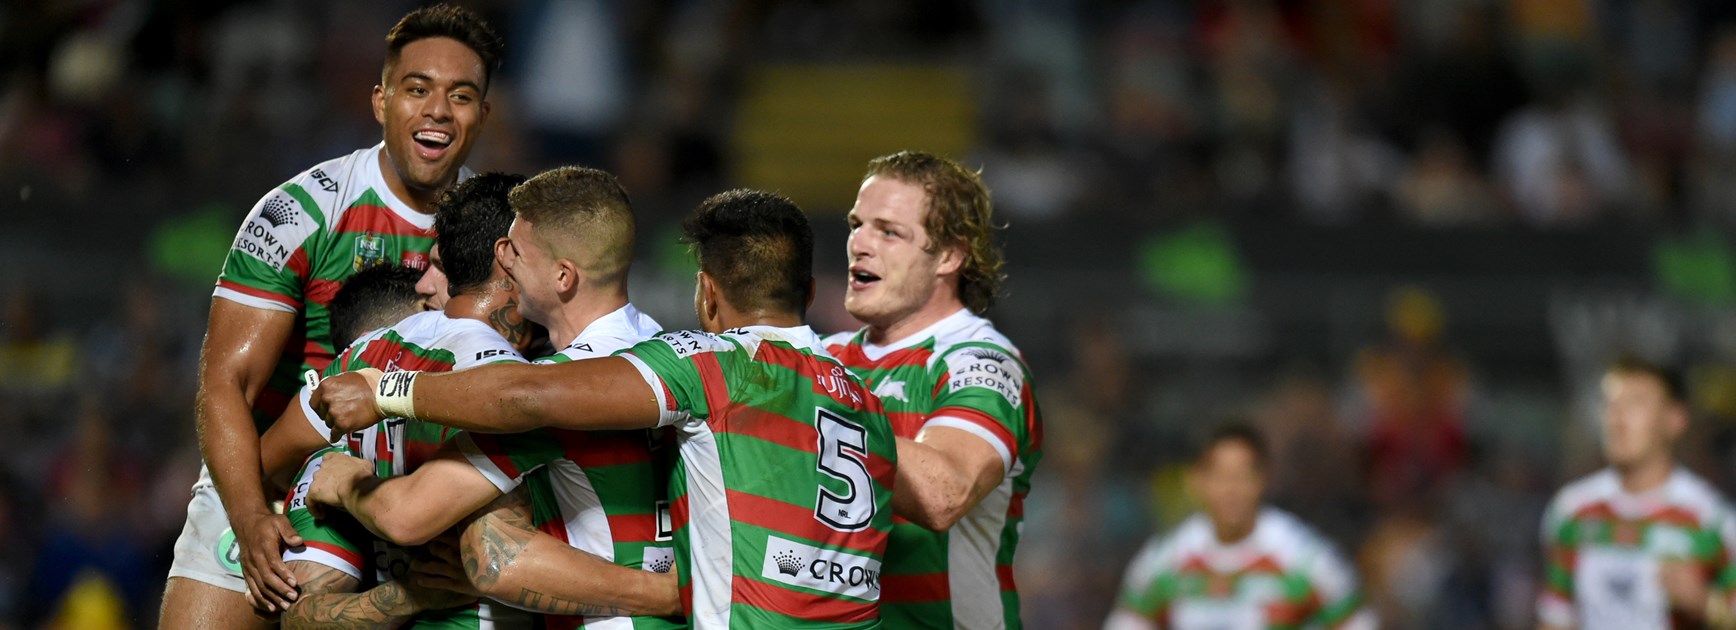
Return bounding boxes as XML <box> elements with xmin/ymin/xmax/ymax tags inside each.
<box><xmin>376</xmin><ymin>371</ymin><xmax>419</xmax><ymax>419</ymax></box>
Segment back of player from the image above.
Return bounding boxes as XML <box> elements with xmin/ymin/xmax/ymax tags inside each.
<box><xmin>621</xmin><ymin>326</ymin><xmax>897</xmax><ymax>628</ymax></box>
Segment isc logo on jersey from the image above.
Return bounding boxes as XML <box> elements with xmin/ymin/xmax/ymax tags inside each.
<box><xmin>760</xmin><ymin>535</ymin><xmax>881</xmax><ymax>601</ymax></box>
<box><xmin>236</xmin><ymin>190</ymin><xmax>319</xmax><ymax>271</ymax></box>
<box><xmin>944</xmin><ymin>348</ymin><xmax>1024</xmax><ymax>407</ymax></box>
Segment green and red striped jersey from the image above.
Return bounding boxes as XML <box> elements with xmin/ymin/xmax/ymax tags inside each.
<box><xmin>1538</xmin><ymin>467</ymin><xmax>1736</xmax><ymax>630</ymax></box>
<box><xmin>823</xmin><ymin>309</ymin><xmax>1043</xmax><ymax>629</ymax></box>
<box><xmin>284</xmin><ymin>310</ymin><xmax>528</xmax><ymax>629</ymax></box>
<box><xmin>215</xmin><ymin>143</ymin><xmax>454</xmax><ymax>429</ymax></box>
<box><xmin>619</xmin><ymin>326</ymin><xmax>897</xmax><ymax>628</ymax></box>
<box><xmin>454</xmin><ymin>304</ymin><xmax>683</xmax><ymax>630</ymax></box>
<box><xmin>1107</xmin><ymin>508</ymin><xmax>1374</xmax><ymax>630</ymax></box>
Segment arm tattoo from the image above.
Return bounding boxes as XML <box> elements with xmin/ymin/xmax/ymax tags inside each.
<box><xmin>283</xmin><ymin>563</ymin><xmax>418</xmax><ymax>630</ymax></box>
<box><xmin>464</xmin><ymin>509</ymin><xmax>531</xmax><ymax>591</ymax></box>
<box><xmin>514</xmin><ymin>587</ymin><xmax>627</xmax><ymax>618</ymax></box>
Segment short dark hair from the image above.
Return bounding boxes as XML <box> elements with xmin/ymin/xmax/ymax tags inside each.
<box><xmin>864</xmin><ymin>151</ymin><xmax>1005</xmax><ymax>313</ymax></box>
<box><xmin>436</xmin><ymin>172</ymin><xmax>525</xmax><ymax>296</ymax></box>
<box><xmin>1195</xmin><ymin>423</ymin><xmax>1270</xmax><ymax>470</ymax></box>
<box><xmin>329</xmin><ymin>264</ymin><xmax>424</xmax><ymax>349</ymax></box>
<box><xmin>1607</xmin><ymin>354</ymin><xmax>1688</xmax><ymax>404</ymax></box>
<box><xmin>681</xmin><ymin>189</ymin><xmax>814</xmax><ymax>316</ymax></box>
<box><xmin>384</xmin><ymin>4</ymin><xmax>505</xmax><ymax>92</ymax></box>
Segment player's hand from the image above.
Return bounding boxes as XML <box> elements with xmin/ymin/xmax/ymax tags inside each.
<box><xmin>406</xmin><ymin>537</ymin><xmax>483</xmax><ymax>610</ymax></box>
<box><xmin>235</xmin><ymin>510</ymin><xmax>302</xmax><ymax>613</ymax></box>
<box><xmin>311</xmin><ymin>368</ymin><xmax>386</xmax><ymax>441</ymax></box>
<box><xmin>306</xmin><ymin>451</ymin><xmax>371</xmax><ymax>515</ymax></box>
<box><xmin>411</xmin><ymin>536</ymin><xmax>486</xmax><ymax>600</ymax></box>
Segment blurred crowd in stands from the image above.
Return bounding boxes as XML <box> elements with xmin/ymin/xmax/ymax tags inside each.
<box><xmin>6</xmin><ymin>1</ymin><xmax>1736</xmax><ymax>628</ymax></box>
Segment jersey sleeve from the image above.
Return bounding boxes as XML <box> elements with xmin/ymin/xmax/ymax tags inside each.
<box><xmin>1111</xmin><ymin>535</ymin><xmax>1172</xmax><ymax>626</ymax></box>
<box><xmin>1706</xmin><ymin>503</ymin><xmax>1736</xmax><ymax>605</ymax></box>
<box><xmin>214</xmin><ymin>183</ymin><xmax>325</xmax><ymax>312</ymax></box>
<box><xmin>454</xmin><ymin>429</ymin><xmax>565</xmax><ymax>493</ymax></box>
<box><xmin>450</xmin><ymin>329</ymin><xmax>527</xmax><ymax>370</ymax></box>
<box><xmin>283</xmin><ymin>446</ymin><xmax>366</xmax><ymax>579</ymax></box>
<box><xmin>617</xmin><ymin>331</ymin><xmax>737</xmax><ymax>428</ymax></box>
<box><xmin>1302</xmin><ymin>542</ymin><xmax>1374</xmax><ymax>629</ymax></box>
<box><xmin>927</xmin><ymin>342</ymin><xmax>1033</xmax><ymax>473</ymax></box>
<box><xmin>1537</xmin><ymin>492</ymin><xmax>1577</xmax><ymax>628</ymax></box>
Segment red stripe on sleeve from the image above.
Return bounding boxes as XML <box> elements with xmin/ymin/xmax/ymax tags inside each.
<box><xmin>302</xmin><ymin>540</ymin><xmax>364</xmax><ymax>571</ymax></box>
<box><xmin>930</xmin><ymin>405</ymin><xmax>1018</xmax><ymax>457</ymax></box>
<box><xmin>217</xmin><ymin>280</ymin><xmax>303</xmax><ymax>309</ymax></box>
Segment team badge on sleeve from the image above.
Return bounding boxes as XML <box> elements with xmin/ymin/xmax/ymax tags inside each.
<box><xmin>234</xmin><ymin>190</ymin><xmax>318</xmax><ymax>271</ymax></box>
<box><xmin>943</xmin><ymin>347</ymin><xmax>1025</xmax><ymax>407</ymax></box>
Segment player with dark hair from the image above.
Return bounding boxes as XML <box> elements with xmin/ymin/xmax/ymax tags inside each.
<box><xmin>1538</xmin><ymin>356</ymin><xmax>1736</xmax><ymax>630</ymax></box>
<box><xmin>251</xmin><ymin>173</ymin><xmax>539</xmax><ymax>628</ymax></box>
<box><xmin>821</xmin><ymin>150</ymin><xmax>1041</xmax><ymax>628</ymax></box>
<box><xmin>296</xmin><ymin>166</ymin><xmax>683</xmax><ymax>628</ymax></box>
<box><xmin>327</xmin><ymin>265</ymin><xmax>425</xmax><ymax>351</ymax></box>
<box><xmin>1107</xmin><ymin>425</ymin><xmax>1374</xmax><ymax>630</ymax></box>
<box><xmin>309</xmin><ymin>189</ymin><xmax>899</xmax><ymax>628</ymax></box>
<box><xmin>164</xmin><ymin>5</ymin><xmax>504</xmax><ymax>627</ymax></box>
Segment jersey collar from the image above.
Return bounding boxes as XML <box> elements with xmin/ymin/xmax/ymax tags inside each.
<box><xmin>569</xmin><ymin>303</ymin><xmax>662</xmax><ymax>347</ymax></box>
<box><xmin>366</xmin><ymin>142</ymin><xmax>473</xmax><ymax>231</ymax></box>
<box><xmin>854</xmin><ymin>307</ymin><xmax>976</xmax><ymax>361</ymax></box>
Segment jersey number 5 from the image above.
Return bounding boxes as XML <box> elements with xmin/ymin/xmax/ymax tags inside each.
<box><xmin>815</xmin><ymin>409</ymin><xmax>875</xmax><ymax>531</ymax></box>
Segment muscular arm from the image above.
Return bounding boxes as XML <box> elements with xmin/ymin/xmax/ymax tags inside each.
<box><xmin>261</xmin><ymin>397</ymin><xmax>335</xmax><ymax>493</ymax></box>
<box><xmin>199</xmin><ymin>298</ymin><xmax>304</xmax><ymax>607</ymax></box>
<box><xmin>280</xmin><ymin>562</ymin><xmax>419</xmax><ymax>630</ymax></box>
<box><xmin>312</xmin><ymin>358</ymin><xmax>661</xmax><ymax>438</ymax></box>
<box><xmin>891</xmin><ymin>426</ymin><xmax>1007</xmax><ymax>531</ymax></box>
<box><xmin>315</xmin><ymin>444</ymin><xmax>503</xmax><ymax>547</ymax></box>
<box><xmin>458</xmin><ymin>493</ymin><xmax>680</xmax><ymax>618</ymax></box>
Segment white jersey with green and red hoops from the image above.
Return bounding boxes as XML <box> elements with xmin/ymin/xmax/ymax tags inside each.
<box><xmin>823</xmin><ymin>308</ymin><xmax>1043</xmax><ymax>629</ymax></box>
<box><xmin>1107</xmin><ymin>508</ymin><xmax>1374</xmax><ymax>630</ymax></box>
<box><xmin>214</xmin><ymin>142</ymin><xmax>463</xmax><ymax>429</ymax></box>
<box><xmin>283</xmin><ymin>310</ymin><xmax>528</xmax><ymax>629</ymax></box>
<box><xmin>454</xmin><ymin>303</ymin><xmax>684</xmax><ymax>630</ymax></box>
<box><xmin>1538</xmin><ymin>467</ymin><xmax>1736</xmax><ymax>630</ymax></box>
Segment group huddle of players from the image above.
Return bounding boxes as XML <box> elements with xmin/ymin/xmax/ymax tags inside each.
<box><xmin>159</xmin><ymin>5</ymin><xmax>1035</xmax><ymax>629</ymax></box>
<box><xmin>150</xmin><ymin>4</ymin><xmax>1736</xmax><ymax>630</ymax></box>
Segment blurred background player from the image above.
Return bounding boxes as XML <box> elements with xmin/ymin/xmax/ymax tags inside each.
<box><xmin>824</xmin><ymin>150</ymin><xmax>1043</xmax><ymax>628</ymax></box>
<box><xmin>162</xmin><ymin>5</ymin><xmax>503</xmax><ymax>627</ymax></box>
<box><xmin>1105</xmin><ymin>426</ymin><xmax>1375</xmax><ymax>630</ymax></box>
<box><xmin>1537</xmin><ymin>356</ymin><xmax>1736</xmax><ymax>630</ymax></box>
<box><xmin>274</xmin><ymin>172</ymin><xmax>538</xmax><ymax>629</ymax></box>
<box><xmin>299</xmin><ymin>166</ymin><xmax>682</xmax><ymax>627</ymax></box>
<box><xmin>309</xmin><ymin>189</ymin><xmax>899</xmax><ymax>628</ymax></box>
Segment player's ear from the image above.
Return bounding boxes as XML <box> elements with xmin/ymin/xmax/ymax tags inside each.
<box><xmin>373</xmin><ymin>84</ymin><xmax>387</xmax><ymax>125</ymax></box>
<box><xmin>935</xmin><ymin>241</ymin><xmax>965</xmax><ymax>277</ymax></box>
<box><xmin>557</xmin><ymin>258</ymin><xmax>579</xmax><ymax>294</ymax></box>
<box><xmin>697</xmin><ymin>272</ymin><xmax>721</xmax><ymax>325</ymax></box>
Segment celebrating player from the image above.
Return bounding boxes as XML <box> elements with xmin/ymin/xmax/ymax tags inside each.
<box><xmin>1105</xmin><ymin>426</ymin><xmax>1375</xmax><ymax>630</ymax></box>
<box><xmin>162</xmin><ymin>5</ymin><xmax>503</xmax><ymax>627</ymax></box>
<box><xmin>311</xmin><ymin>189</ymin><xmax>899</xmax><ymax>628</ymax></box>
<box><xmin>301</xmin><ymin>166</ymin><xmax>683</xmax><ymax>627</ymax></box>
<box><xmin>822</xmin><ymin>150</ymin><xmax>1042</xmax><ymax>628</ymax></box>
<box><xmin>1538</xmin><ymin>356</ymin><xmax>1736</xmax><ymax>630</ymax></box>
<box><xmin>274</xmin><ymin>173</ymin><xmax>538</xmax><ymax>629</ymax></box>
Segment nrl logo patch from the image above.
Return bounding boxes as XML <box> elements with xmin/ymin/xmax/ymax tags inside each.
<box><xmin>353</xmin><ymin>232</ymin><xmax>386</xmax><ymax>270</ymax></box>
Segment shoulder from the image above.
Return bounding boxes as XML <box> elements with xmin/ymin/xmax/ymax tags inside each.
<box><xmin>1257</xmin><ymin>509</ymin><xmax>1342</xmax><ymax>566</ymax></box>
<box><xmin>1547</xmin><ymin>469</ymin><xmax>1619</xmax><ymax>520</ymax></box>
<box><xmin>274</xmin><ymin>147</ymin><xmax>376</xmax><ymax>221</ymax></box>
<box><xmin>821</xmin><ymin>329</ymin><xmax>864</xmax><ymax>350</ymax></box>
<box><xmin>1667</xmin><ymin>469</ymin><xmax>1736</xmax><ymax>525</ymax></box>
<box><xmin>630</xmin><ymin>329</ymin><xmax>746</xmax><ymax>360</ymax></box>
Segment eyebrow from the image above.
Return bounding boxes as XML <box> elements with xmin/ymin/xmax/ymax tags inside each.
<box><xmin>400</xmin><ymin>72</ymin><xmax>484</xmax><ymax>94</ymax></box>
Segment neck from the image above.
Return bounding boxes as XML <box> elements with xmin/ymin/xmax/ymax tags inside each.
<box><xmin>1213</xmin><ymin>519</ymin><xmax>1256</xmax><ymax>545</ymax></box>
<box><xmin>548</xmin><ymin>286</ymin><xmax>630</xmax><ymax>347</ymax></box>
<box><xmin>1616</xmin><ymin>455</ymin><xmax>1674</xmax><ymax>494</ymax></box>
<box><xmin>377</xmin><ymin>150</ymin><xmax>445</xmax><ymax>214</ymax></box>
<box><xmin>445</xmin><ymin>283</ymin><xmax>532</xmax><ymax>350</ymax></box>
<box><xmin>866</xmin><ymin>289</ymin><xmax>967</xmax><ymax>346</ymax></box>
<box><xmin>715</xmin><ymin>304</ymin><xmax>804</xmax><ymax>332</ymax></box>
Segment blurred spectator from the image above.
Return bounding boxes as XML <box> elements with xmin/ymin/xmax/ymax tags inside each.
<box><xmin>1396</xmin><ymin>126</ymin><xmax>1499</xmax><ymax>225</ymax></box>
<box><xmin>29</xmin><ymin>405</ymin><xmax>149</xmax><ymax>628</ymax></box>
<box><xmin>1353</xmin><ymin>287</ymin><xmax>1470</xmax><ymax>509</ymax></box>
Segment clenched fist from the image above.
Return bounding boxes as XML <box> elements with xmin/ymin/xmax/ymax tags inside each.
<box><xmin>310</xmin><ymin>368</ymin><xmax>386</xmax><ymax>441</ymax></box>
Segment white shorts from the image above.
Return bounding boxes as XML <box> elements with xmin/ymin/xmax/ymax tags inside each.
<box><xmin>166</xmin><ymin>463</ymin><xmax>246</xmax><ymax>593</ymax></box>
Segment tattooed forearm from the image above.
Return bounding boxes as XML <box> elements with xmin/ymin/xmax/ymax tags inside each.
<box><xmin>282</xmin><ymin>580</ymin><xmax>417</xmax><ymax>630</ymax></box>
<box><xmin>463</xmin><ymin>508</ymin><xmax>533</xmax><ymax>591</ymax></box>
<box><xmin>515</xmin><ymin>587</ymin><xmax>628</xmax><ymax>618</ymax></box>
